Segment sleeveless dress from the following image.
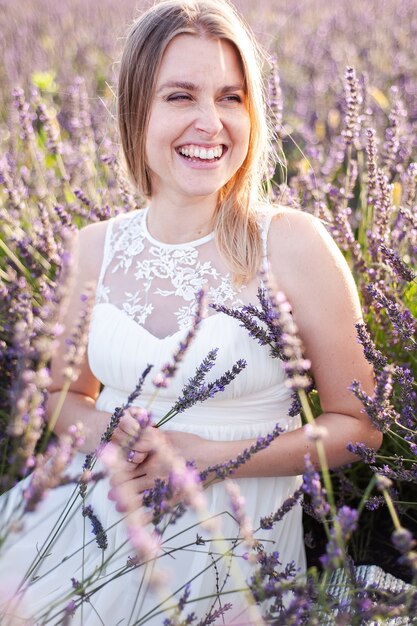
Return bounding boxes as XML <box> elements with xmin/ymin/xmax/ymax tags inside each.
<box><xmin>0</xmin><ymin>208</ymin><xmax>306</xmax><ymax>625</ymax></box>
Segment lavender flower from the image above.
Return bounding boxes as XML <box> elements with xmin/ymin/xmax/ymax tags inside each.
<box><xmin>63</xmin><ymin>285</ymin><xmax>95</xmax><ymax>382</ymax></box>
<box><xmin>342</xmin><ymin>67</ymin><xmax>361</xmax><ymax>147</ymax></box>
<box><xmin>366</xmin><ymin>283</ymin><xmax>415</xmax><ymax>348</ymax></box>
<box><xmin>320</xmin><ymin>506</ymin><xmax>358</xmax><ymax>570</ymax></box>
<box><xmin>200</xmin><ymin>424</ymin><xmax>283</xmax><ymax>482</ymax></box>
<box><xmin>213</xmin><ymin>285</ymin><xmax>311</xmax><ymax>390</ymax></box>
<box><xmin>12</xmin><ymin>87</ymin><xmax>35</xmax><ymax>142</ymax></box>
<box><xmin>225</xmin><ymin>479</ymin><xmax>255</xmax><ymax>548</ymax></box>
<box><xmin>23</xmin><ymin>424</ymin><xmax>85</xmax><ymax>512</ymax></box>
<box><xmin>195</xmin><ymin>603</ymin><xmax>233</xmax><ymax>626</ymax></box>
<box><xmin>210</xmin><ymin>302</ymin><xmax>271</xmax><ymax>349</ymax></box>
<box><xmin>350</xmin><ymin>365</ymin><xmax>399</xmax><ymax>432</ymax></box>
<box><xmin>346</xmin><ymin>442</ymin><xmax>377</xmax><ymax>464</ymax></box>
<box><xmin>391</xmin><ymin>528</ymin><xmax>416</xmax><ymax>555</ymax></box>
<box><xmin>302</xmin><ymin>454</ymin><xmax>330</xmax><ymax>520</ymax></box>
<box><xmin>163</xmin><ymin>584</ymin><xmax>196</xmax><ymax>625</ymax></box>
<box><xmin>82</xmin><ymin>504</ymin><xmax>108</xmax><ymax>550</ymax></box>
<box><xmin>158</xmin><ymin>356</ymin><xmax>246</xmax><ymax>425</ymax></box>
<box><xmin>379</xmin><ymin>242</ymin><xmax>416</xmax><ymax>282</ymax></box>
<box><xmin>366</xmin><ymin>128</ymin><xmax>378</xmax><ymax>197</ymax></box>
<box><xmin>260</xmin><ymin>487</ymin><xmax>303</xmax><ymax>530</ymax></box>
<box><xmin>355</xmin><ymin>322</ymin><xmax>388</xmax><ymax>369</ymax></box>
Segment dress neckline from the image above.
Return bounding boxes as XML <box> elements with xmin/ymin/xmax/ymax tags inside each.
<box><xmin>142</xmin><ymin>207</ymin><xmax>215</xmax><ymax>249</ymax></box>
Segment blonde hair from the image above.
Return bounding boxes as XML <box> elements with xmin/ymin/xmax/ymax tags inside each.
<box><xmin>118</xmin><ymin>0</ymin><xmax>271</xmax><ymax>282</ymax></box>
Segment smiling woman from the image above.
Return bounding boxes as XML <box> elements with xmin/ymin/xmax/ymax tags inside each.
<box><xmin>0</xmin><ymin>0</ymin><xmax>382</xmax><ymax>624</ymax></box>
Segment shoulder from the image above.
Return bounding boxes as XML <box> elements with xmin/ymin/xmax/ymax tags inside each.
<box><xmin>76</xmin><ymin>219</ymin><xmax>110</xmax><ymax>280</ymax></box>
<box><xmin>264</xmin><ymin>206</ymin><xmax>360</xmax><ymax>314</ymax></box>
<box><xmin>267</xmin><ymin>206</ymin><xmax>348</xmax><ymax>278</ymax></box>
<box><xmin>268</xmin><ymin>205</ymin><xmax>332</xmax><ymax>249</ymax></box>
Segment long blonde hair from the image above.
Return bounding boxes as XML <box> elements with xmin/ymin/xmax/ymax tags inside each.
<box><xmin>118</xmin><ymin>0</ymin><xmax>271</xmax><ymax>282</ymax></box>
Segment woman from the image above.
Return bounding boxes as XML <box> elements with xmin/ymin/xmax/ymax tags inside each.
<box><xmin>0</xmin><ymin>0</ymin><xmax>381</xmax><ymax>624</ymax></box>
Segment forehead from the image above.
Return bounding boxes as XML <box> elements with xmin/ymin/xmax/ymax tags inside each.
<box><xmin>155</xmin><ymin>34</ymin><xmax>245</xmax><ymax>86</ymax></box>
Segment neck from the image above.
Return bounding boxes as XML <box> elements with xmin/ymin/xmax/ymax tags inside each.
<box><xmin>147</xmin><ymin>193</ymin><xmax>218</xmax><ymax>244</ymax></box>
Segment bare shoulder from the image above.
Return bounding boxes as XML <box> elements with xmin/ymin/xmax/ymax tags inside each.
<box><xmin>268</xmin><ymin>206</ymin><xmax>337</xmax><ymax>256</ymax></box>
<box><xmin>267</xmin><ymin>207</ymin><xmax>353</xmax><ymax>291</ymax></box>
<box><xmin>76</xmin><ymin>219</ymin><xmax>110</xmax><ymax>281</ymax></box>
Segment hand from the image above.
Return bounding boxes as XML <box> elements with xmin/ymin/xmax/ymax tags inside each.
<box><xmin>111</xmin><ymin>407</ymin><xmax>153</xmax><ymax>465</ymax></box>
<box><xmin>109</xmin><ymin>428</ymin><xmax>208</xmax><ymax>497</ymax></box>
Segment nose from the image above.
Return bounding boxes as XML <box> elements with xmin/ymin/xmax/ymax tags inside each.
<box><xmin>194</xmin><ymin>100</ymin><xmax>223</xmax><ymax>136</ymax></box>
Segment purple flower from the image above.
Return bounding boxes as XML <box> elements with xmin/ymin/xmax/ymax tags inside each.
<box><xmin>350</xmin><ymin>365</ymin><xmax>399</xmax><ymax>432</ymax></box>
<box><xmin>320</xmin><ymin>506</ymin><xmax>358</xmax><ymax>571</ymax></box>
<box><xmin>342</xmin><ymin>67</ymin><xmax>361</xmax><ymax>146</ymax></box>
<box><xmin>200</xmin><ymin>424</ymin><xmax>283</xmax><ymax>482</ymax></box>
<box><xmin>379</xmin><ymin>242</ymin><xmax>416</xmax><ymax>282</ymax></box>
<box><xmin>355</xmin><ymin>322</ymin><xmax>388</xmax><ymax>370</ymax></box>
<box><xmin>302</xmin><ymin>454</ymin><xmax>330</xmax><ymax>520</ymax></box>
<box><xmin>260</xmin><ymin>486</ymin><xmax>303</xmax><ymax>530</ymax></box>
<box><xmin>82</xmin><ymin>504</ymin><xmax>108</xmax><ymax>550</ymax></box>
<box><xmin>391</xmin><ymin>527</ymin><xmax>416</xmax><ymax>554</ymax></box>
<box><xmin>346</xmin><ymin>442</ymin><xmax>377</xmax><ymax>464</ymax></box>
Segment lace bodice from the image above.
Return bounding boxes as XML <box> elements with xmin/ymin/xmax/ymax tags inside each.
<box><xmin>96</xmin><ymin>208</ymin><xmax>268</xmax><ymax>339</ymax></box>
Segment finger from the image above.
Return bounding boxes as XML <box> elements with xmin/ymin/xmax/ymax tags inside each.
<box><xmin>116</xmin><ymin>412</ymin><xmax>141</xmax><ymax>437</ymax></box>
<box><xmin>107</xmin><ymin>484</ymin><xmax>142</xmax><ymax>512</ymax></box>
<box><xmin>125</xmin><ymin>449</ymin><xmax>148</xmax><ymax>465</ymax></box>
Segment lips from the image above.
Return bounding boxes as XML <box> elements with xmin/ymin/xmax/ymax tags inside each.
<box><xmin>176</xmin><ymin>144</ymin><xmax>227</xmax><ymax>161</ymax></box>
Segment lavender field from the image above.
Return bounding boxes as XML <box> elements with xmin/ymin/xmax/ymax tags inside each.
<box><xmin>0</xmin><ymin>0</ymin><xmax>416</xmax><ymax>623</ymax></box>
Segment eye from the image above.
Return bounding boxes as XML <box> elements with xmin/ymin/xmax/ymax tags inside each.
<box><xmin>221</xmin><ymin>94</ymin><xmax>243</xmax><ymax>104</ymax></box>
<box><xmin>165</xmin><ymin>93</ymin><xmax>193</xmax><ymax>102</ymax></box>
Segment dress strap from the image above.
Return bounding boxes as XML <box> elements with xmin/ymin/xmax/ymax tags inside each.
<box><xmin>257</xmin><ymin>210</ymin><xmax>274</xmax><ymax>272</ymax></box>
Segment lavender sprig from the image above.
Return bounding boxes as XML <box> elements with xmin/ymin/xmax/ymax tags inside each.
<box><xmin>355</xmin><ymin>322</ymin><xmax>388</xmax><ymax>370</ymax></box>
<box><xmin>367</xmin><ymin>283</ymin><xmax>415</xmax><ymax>348</ymax></box>
<box><xmin>210</xmin><ymin>302</ymin><xmax>272</xmax><ymax>349</ymax></box>
<box><xmin>302</xmin><ymin>454</ymin><xmax>330</xmax><ymax>521</ymax></box>
<box><xmin>82</xmin><ymin>504</ymin><xmax>108</xmax><ymax>550</ymax></box>
<box><xmin>195</xmin><ymin>603</ymin><xmax>233</xmax><ymax>626</ymax></box>
<box><xmin>350</xmin><ymin>365</ymin><xmax>399</xmax><ymax>433</ymax></box>
<box><xmin>320</xmin><ymin>505</ymin><xmax>358</xmax><ymax>571</ymax></box>
<box><xmin>157</xmin><ymin>357</ymin><xmax>246</xmax><ymax>427</ymax></box>
<box><xmin>168</xmin><ymin>348</ymin><xmax>219</xmax><ymax>413</ymax></box>
<box><xmin>379</xmin><ymin>242</ymin><xmax>416</xmax><ymax>282</ymax></box>
<box><xmin>342</xmin><ymin>67</ymin><xmax>361</xmax><ymax>147</ymax></box>
<box><xmin>260</xmin><ymin>486</ymin><xmax>304</xmax><ymax>530</ymax></box>
<box><xmin>199</xmin><ymin>424</ymin><xmax>283</xmax><ymax>482</ymax></box>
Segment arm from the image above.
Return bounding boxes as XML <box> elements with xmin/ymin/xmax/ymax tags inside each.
<box><xmin>120</xmin><ymin>209</ymin><xmax>382</xmax><ymax>490</ymax></box>
<box><xmin>46</xmin><ymin>221</ymin><xmax>113</xmax><ymax>453</ymax></box>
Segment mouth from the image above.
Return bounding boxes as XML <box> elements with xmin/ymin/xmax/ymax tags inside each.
<box><xmin>175</xmin><ymin>144</ymin><xmax>227</xmax><ymax>163</ymax></box>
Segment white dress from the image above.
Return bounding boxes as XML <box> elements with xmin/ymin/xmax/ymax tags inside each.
<box><xmin>0</xmin><ymin>208</ymin><xmax>306</xmax><ymax>625</ymax></box>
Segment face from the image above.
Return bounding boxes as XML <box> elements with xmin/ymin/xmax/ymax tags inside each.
<box><xmin>145</xmin><ymin>34</ymin><xmax>251</xmax><ymax>206</ymax></box>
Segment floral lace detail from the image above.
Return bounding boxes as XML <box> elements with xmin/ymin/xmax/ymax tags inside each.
<box><xmin>96</xmin><ymin>209</ymin><xmax>246</xmax><ymax>336</ymax></box>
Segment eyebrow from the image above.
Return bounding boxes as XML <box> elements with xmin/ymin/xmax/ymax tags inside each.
<box><xmin>156</xmin><ymin>81</ymin><xmax>245</xmax><ymax>94</ymax></box>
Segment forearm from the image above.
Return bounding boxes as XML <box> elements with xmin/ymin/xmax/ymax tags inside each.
<box><xmin>197</xmin><ymin>413</ymin><xmax>382</xmax><ymax>478</ymax></box>
<box><xmin>47</xmin><ymin>390</ymin><xmax>112</xmax><ymax>453</ymax></box>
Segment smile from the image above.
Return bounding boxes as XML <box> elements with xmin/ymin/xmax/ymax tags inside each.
<box><xmin>176</xmin><ymin>144</ymin><xmax>226</xmax><ymax>161</ymax></box>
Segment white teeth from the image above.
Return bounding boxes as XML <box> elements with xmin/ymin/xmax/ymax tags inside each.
<box><xmin>178</xmin><ymin>145</ymin><xmax>223</xmax><ymax>160</ymax></box>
